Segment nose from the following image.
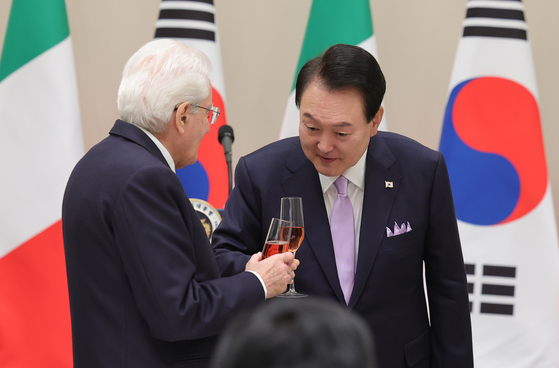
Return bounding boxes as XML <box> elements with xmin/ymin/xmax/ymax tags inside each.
<box><xmin>317</xmin><ymin>134</ymin><xmax>334</xmax><ymax>154</ymax></box>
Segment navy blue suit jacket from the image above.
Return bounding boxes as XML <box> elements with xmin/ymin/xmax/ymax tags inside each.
<box><xmin>62</xmin><ymin>120</ymin><xmax>264</xmax><ymax>368</ymax></box>
<box><xmin>213</xmin><ymin>132</ymin><xmax>473</xmax><ymax>368</ymax></box>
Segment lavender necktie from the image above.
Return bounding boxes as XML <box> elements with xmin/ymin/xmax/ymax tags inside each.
<box><xmin>331</xmin><ymin>175</ymin><xmax>355</xmax><ymax>304</ymax></box>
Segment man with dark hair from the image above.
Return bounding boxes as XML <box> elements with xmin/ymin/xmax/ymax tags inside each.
<box><xmin>212</xmin><ymin>44</ymin><xmax>473</xmax><ymax>367</ymax></box>
<box><xmin>295</xmin><ymin>44</ymin><xmax>386</xmax><ymax>123</ymax></box>
<box><xmin>210</xmin><ymin>298</ymin><xmax>377</xmax><ymax>368</ymax></box>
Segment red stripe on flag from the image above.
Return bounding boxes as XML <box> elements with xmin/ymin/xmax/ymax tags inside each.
<box><xmin>0</xmin><ymin>220</ymin><xmax>73</xmax><ymax>367</ymax></box>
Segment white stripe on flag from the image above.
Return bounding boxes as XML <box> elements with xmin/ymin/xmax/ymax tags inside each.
<box><xmin>467</xmin><ymin>1</ymin><xmax>524</xmax><ymax>10</ymax></box>
<box><xmin>160</xmin><ymin>1</ymin><xmax>214</xmax><ymax>12</ymax></box>
<box><xmin>463</xmin><ymin>18</ymin><xmax>528</xmax><ymax>30</ymax></box>
<box><xmin>156</xmin><ymin>19</ymin><xmax>217</xmax><ymax>32</ymax></box>
<box><xmin>0</xmin><ymin>37</ymin><xmax>82</xmax><ymax>257</ymax></box>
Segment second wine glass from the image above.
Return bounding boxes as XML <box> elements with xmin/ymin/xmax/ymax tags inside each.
<box><xmin>277</xmin><ymin>197</ymin><xmax>307</xmax><ymax>298</ymax></box>
<box><xmin>262</xmin><ymin>218</ymin><xmax>292</xmax><ymax>259</ymax></box>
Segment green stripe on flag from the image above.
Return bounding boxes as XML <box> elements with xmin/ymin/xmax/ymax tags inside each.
<box><xmin>293</xmin><ymin>0</ymin><xmax>374</xmax><ymax>89</ymax></box>
<box><xmin>0</xmin><ymin>0</ymin><xmax>70</xmax><ymax>82</ymax></box>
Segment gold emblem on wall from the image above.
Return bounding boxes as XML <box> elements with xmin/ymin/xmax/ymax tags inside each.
<box><xmin>190</xmin><ymin>198</ymin><xmax>222</xmax><ymax>240</ymax></box>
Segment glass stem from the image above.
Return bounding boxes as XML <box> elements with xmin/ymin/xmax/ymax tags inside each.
<box><xmin>289</xmin><ymin>249</ymin><xmax>297</xmax><ymax>293</ymax></box>
<box><xmin>288</xmin><ymin>282</ymin><xmax>296</xmax><ymax>293</ymax></box>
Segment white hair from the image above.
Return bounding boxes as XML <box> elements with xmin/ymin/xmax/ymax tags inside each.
<box><xmin>117</xmin><ymin>39</ymin><xmax>212</xmax><ymax>132</ymax></box>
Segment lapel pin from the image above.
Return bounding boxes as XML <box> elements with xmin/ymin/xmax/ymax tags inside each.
<box><xmin>385</xmin><ymin>181</ymin><xmax>393</xmax><ymax>189</ymax></box>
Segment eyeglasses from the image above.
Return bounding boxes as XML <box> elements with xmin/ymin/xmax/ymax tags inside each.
<box><xmin>193</xmin><ymin>104</ymin><xmax>220</xmax><ymax>125</ymax></box>
<box><xmin>174</xmin><ymin>102</ymin><xmax>220</xmax><ymax>125</ymax></box>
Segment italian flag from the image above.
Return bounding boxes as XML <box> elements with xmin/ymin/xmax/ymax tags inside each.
<box><xmin>279</xmin><ymin>0</ymin><xmax>386</xmax><ymax>139</ymax></box>
<box><xmin>0</xmin><ymin>0</ymin><xmax>83</xmax><ymax>366</ymax></box>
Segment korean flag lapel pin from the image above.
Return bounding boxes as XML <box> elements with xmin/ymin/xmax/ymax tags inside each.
<box><xmin>385</xmin><ymin>181</ymin><xmax>393</xmax><ymax>189</ymax></box>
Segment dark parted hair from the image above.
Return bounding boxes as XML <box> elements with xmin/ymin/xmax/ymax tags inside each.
<box><xmin>295</xmin><ymin>44</ymin><xmax>386</xmax><ymax>122</ymax></box>
<box><xmin>210</xmin><ymin>297</ymin><xmax>377</xmax><ymax>368</ymax></box>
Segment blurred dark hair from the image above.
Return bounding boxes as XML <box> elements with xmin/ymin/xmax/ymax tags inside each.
<box><xmin>295</xmin><ymin>44</ymin><xmax>386</xmax><ymax>122</ymax></box>
<box><xmin>210</xmin><ymin>297</ymin><xmax>376</xmax><ymax>368</ymax></box>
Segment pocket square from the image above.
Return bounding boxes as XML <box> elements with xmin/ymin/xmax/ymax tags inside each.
<box><xmin>386</xmin><ymin>221</ymin><xmax>412</xmax><ymax>237</ymax></box>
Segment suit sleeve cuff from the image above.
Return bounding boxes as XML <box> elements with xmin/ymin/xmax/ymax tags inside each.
<box><xmin>245</xmin><ymin>270</ymin><xmax>267</xmax><ymax>299</ymax></box>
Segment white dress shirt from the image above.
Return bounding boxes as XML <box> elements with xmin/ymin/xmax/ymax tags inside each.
<box><xmin>319</xmin><ymin>149</ymin><xmax>367</xmax><ymax>268</ymax></box>
<box><xmin>138</xmin><ymin>126</ymin><xmax>176</xmax><ymax>173</ymax></box>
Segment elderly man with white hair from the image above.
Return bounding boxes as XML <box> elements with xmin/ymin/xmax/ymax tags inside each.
<box><xmin>62</xmin><ymin>39</ymin><xmax>296</xmax><ymax>368</ymax></box>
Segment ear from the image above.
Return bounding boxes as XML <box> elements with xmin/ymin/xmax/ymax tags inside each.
<box><xmin>369</xmin><ymin>106</ymin><xmax>384</xmax><ymax>137</ymax></box>
<box><xmin>174</xmin><ymin>102</ymin><xmax>191</xmax><ymax>134</ymax></box>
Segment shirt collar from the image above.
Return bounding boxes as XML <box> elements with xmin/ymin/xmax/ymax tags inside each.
<box><xmin>319</xmin><ymin>148</ymin><xmax>367</xmax><ymax>193</ymax></box>
<box><xmin>138</xmin><ymin>126</ymin><xmax>176</xmax><ymax>173</ymax></box>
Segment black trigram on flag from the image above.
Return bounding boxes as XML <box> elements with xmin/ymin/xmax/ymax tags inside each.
<box><xmin>466</xmin><ymin>263</ymin><xmax>516</xmax><ymax>316</ymax></box>
<box><xmin>155</xmin><ymin>0</ymin><xmax>216</xmax><ymax>41</ymax></box>
<box><xmin>463</xmin><ymin>0</ymin><xmax>527</xmax><ymax>40</ymax></box>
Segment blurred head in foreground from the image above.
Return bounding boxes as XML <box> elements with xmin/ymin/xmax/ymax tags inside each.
<box><xmin>211</xmin><ymin>297</ymin><xmax>376</xmax><ymax>368</ymax></box>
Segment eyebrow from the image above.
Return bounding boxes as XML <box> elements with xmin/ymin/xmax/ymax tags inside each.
<box><xmin>302</xmin><ymin>113</ymin><xmax>353</xmax><ymax>128</ymax></box>
<box><xmin>333</xmin><ymin>122</ymin><xmax>352</xmax><ymax>128</ymax></box>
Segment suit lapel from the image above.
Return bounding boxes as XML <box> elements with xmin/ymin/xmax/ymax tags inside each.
<box><xmin>281</xmin><ymin>145</ymin><xmax>346</xmax><ymax>303</ymax></box>
<box><xmin>349</xmin><ymin>134</ymin><xmax>401</xmax><ymax>307</ymax></box>
<box><xmin>278</xmin><ymin>134</ymin><xmax>402</xmax><ymax>306</ymax></box>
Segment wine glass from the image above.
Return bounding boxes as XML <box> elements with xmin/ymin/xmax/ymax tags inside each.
<box><xmin>262</xmin><ymin>218</ymin><xmax>292</xmax><ymax>259</ymax></box>
<box><xmin>277</xmin><ymin>197</ymin><xmax>307</xmax><ymax>298</ymax></box>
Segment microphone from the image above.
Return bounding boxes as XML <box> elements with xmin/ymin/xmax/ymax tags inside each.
<box><xmin>218</xmin><ymin>125</ymin><xmax>235</xmax><ymax>194</ymax></box>
<box><xmin>218</xmin><ymin>125</ymin><xmax>234</xmax><ymax>162</ymax></box>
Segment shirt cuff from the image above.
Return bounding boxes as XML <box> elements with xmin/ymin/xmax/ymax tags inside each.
<box><xmin>245</xmin><ymin>270</ymin><xmax>267</xmax><ymax>299</ymax></box>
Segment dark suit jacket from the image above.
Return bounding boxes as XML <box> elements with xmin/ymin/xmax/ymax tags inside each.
<box><xmin>62</xmin><ymin>120</ymin><xmax>264</xmax><ymax>368</ymax></box>
<box><xmin>212</xmin><ymin>132</ymin><xmax>473</xmax><ymax>368</ymax></box>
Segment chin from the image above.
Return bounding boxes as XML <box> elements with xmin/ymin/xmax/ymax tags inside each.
<box><xmin>314</xmin><ymin>163</ymin><xmax>342</xmax><ymax>177</ymax></box>
<box><xmin>177</xmin><ymin>158</ymin><xmax>197</xmax><ymax>169</ymax></box>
